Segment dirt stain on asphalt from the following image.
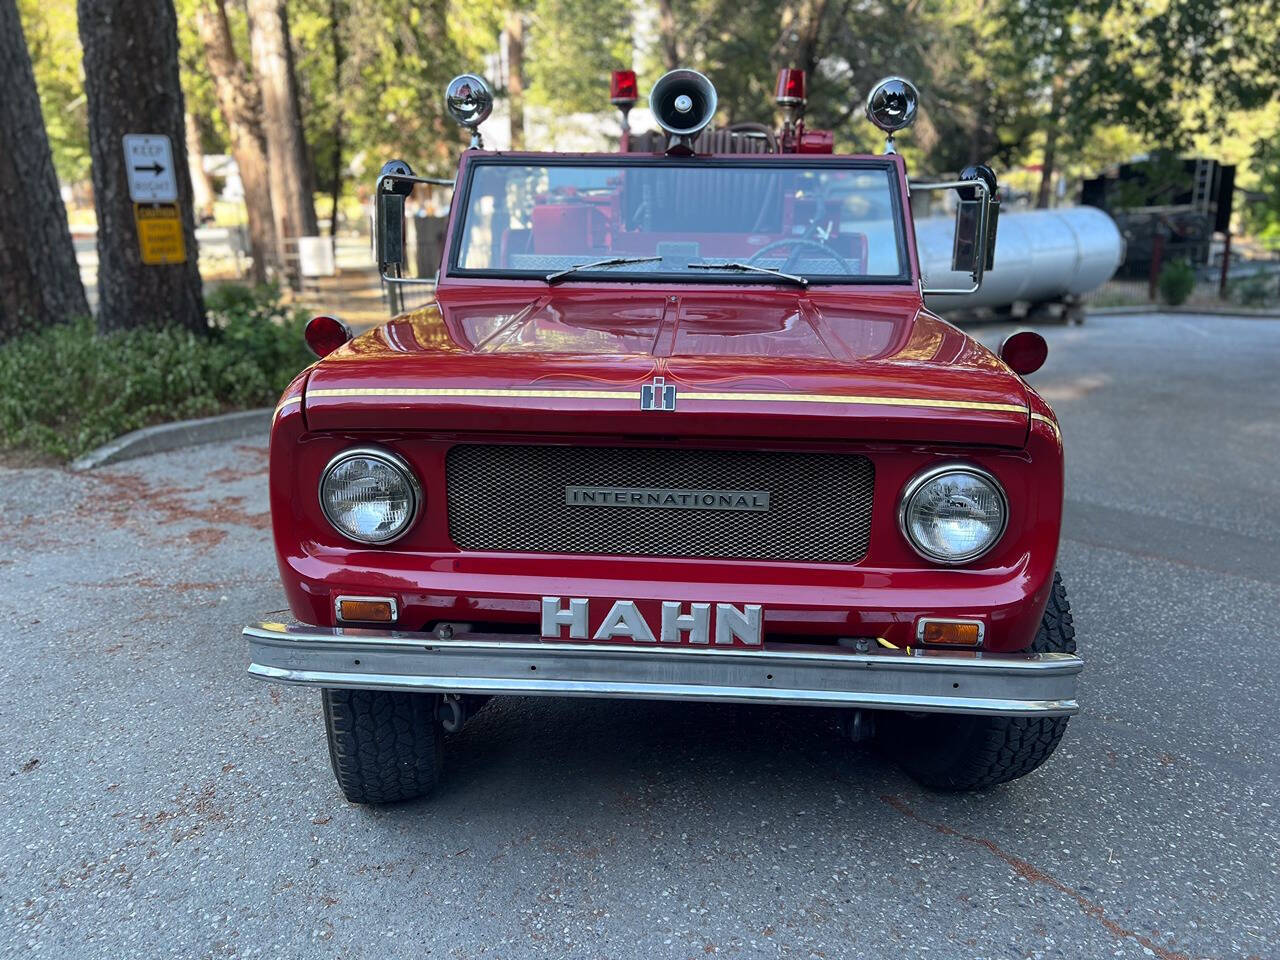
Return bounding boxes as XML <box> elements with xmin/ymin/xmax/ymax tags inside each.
<box><xmin>881</xmin><ymin>796</ymin><xmax>1192</xmax><ymax>960</ymax></box>
<box><xmin>89</xmin><ymin>471</ymin><xmax>269</xmax><ymax>530</ymax></box>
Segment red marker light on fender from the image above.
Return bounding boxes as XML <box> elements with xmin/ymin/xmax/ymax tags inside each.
<box><xmin>999</xmin><ymin>330</ymin><xmax>1048</xmax><ymax>376</ymax></box>
<box><xmin>610</xmin><ymin>70</ymin><xmax>638</xmax><ymax>105</ymax></box>
<box><xmin>305</xmin><ymin>314</ymin><xmax>353</xmax><ymax>358</ymax></box>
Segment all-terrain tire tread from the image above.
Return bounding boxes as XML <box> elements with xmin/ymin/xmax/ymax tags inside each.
<box><xmin>322</xmin><ymin>689</ymin><xmax>442</xmax><ymax>804</ymax></box>
<box><xmin>893</xmin><ymin>572</ymin><xmax>1077</xmax><ymax>790</ymax></box>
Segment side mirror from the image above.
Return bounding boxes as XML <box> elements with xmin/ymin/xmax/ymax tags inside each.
<box><xmin>373</xmin><ymin>159</ymin><xmax>455</xmax><ymax>287</ymax></box>
<box><xmin>952</xmin><ymin>164</ymin><xmax>999</xmax><ymax>274</ymax></box>
<box><xmin>914</xmin><ymin>167</ymin><xmax>999</xmax><ymax>295</ymax></box>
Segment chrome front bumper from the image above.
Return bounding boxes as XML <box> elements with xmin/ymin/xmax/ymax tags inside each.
<box><xmin>245</xmin><ymin>622</ymin><xmax>1083</xmax><ymax>717</ymax></box>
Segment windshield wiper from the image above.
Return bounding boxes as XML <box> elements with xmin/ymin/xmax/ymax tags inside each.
<box><xmin>545</xmin><ymin>256</ymin><xmax>661</xmax><ymax>284</ymax></box>
<box><xmin>686</xmin><ymin>260</ymin><xmax>808</xmax><ymax>287</ymax></box>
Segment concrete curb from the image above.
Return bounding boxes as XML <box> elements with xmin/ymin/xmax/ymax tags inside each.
<box><xmin>70</xmin><ymin>408</ymin><xmax>272</xmax><ymax>471</ymax></box>
<box><xmin>1086</xmin><ymin>305</ymin><xmax>1280</xmax><ymax>319</ymax></box>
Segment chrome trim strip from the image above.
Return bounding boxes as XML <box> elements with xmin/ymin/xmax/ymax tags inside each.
<box><xmin>244</xmin><ymin>623</ymin><xmax>1082</xmax><ymax>716</ymax></box>
<box><xmin>305</xmin><ymin>386</ymin><xmax>1026</xmax><ymax>415</ymax></box>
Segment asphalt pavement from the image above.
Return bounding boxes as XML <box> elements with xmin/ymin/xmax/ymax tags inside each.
<box><xmin>2</xmin><ymin>312</ymin><xmax>1277</xmax><ymax>959</ymax></box>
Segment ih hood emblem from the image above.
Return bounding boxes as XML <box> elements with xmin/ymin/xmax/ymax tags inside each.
<box><xmin>640</xmin><ymin>376</ymin><xmax>676</xmax><ymax>411</ymax></box>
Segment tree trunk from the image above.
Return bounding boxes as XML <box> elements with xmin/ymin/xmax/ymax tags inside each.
<box><xmin>185</xmin><ymin>111</ymin><xmax>215</xmax><ymax>221</ymax></box>
<box><xmin>1036</xmin><ymin>77</ymin><xmax>1063</xmax><ymax>209</ymax></box>
<box><xmin>506</xmin><ymin>10</ymin><xmax>525</xmax><ymax>150</ymax></box>
<box><xmin>247</xmin><ymin>0</ymin><xmax>318</xmax><ymax>282</ymax></box>
<box><xmin>195</xmin><ymin>0</ymin><xmax>278</xmax><ymax>286</ymax></box>
<box><xmin>775</xmin><ymin>0</ymin><xmax>831</xmax><ymax>75</ymax></box>
<box><xmin>656</xmin><ymin>0</ymin><xmax>680</xmax><ymax>70</ymax></box>
<box><xmin>77</xmin><ymin>0</ymin><xmax>205</xmax><ymax>334</ymax></box>
<box><xmin>0</xmin><ymin>0</ymin><xmax>89</xmax><ymax>339</ymax></box>
<box><xmin>328</xmin><ymin>0</ymin><xmax>345</xmax><ymax>237</ymax></box>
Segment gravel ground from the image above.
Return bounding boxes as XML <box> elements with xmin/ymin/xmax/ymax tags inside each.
<box><xmin>1</xmin><ymin>312</ymin><xmax>1277</xmax><ymax>960</ymax></box>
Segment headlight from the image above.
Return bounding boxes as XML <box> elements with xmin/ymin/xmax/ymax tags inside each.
<box><xmin>899</xmin><ymin>464</ymin><xmax>1007</xmax><ymax>564</ymax></box>
<box><xmin>319</xmin><ymin>447</ymin><xmax>421</xmax><ymax>544</ymax></box>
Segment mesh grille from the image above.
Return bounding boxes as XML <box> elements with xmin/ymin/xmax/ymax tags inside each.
<box><xmin>446</xmin><ymin>444</ymin><xmax>874</xmax><ymax>563</ymax></box>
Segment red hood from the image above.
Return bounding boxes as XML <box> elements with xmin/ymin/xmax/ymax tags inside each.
<box><xmin>304</xmin><ymin>287</ymin><xmax>1030</xmax><ymax>447</ymax></box>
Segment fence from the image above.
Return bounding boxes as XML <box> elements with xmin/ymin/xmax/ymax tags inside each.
<box><xmin>1080</xmin><ymin>229</ymin><xmax>1280</xmax><ymax>311</ymax></box>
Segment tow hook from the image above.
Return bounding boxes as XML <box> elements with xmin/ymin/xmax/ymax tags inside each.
<box><xmin>437</xmin><ymin>693</ymin><xmax>466</xmax><ymax>733</ymax></box>
<box><xmin>839</xmin><ymin>709</ymin><xmax>877</xmax><ymax>743</ymax></box>
<box><xmin>436</xmin><ymin>693</ymin><xmax>492</xmax><ymax>733</ymax></box>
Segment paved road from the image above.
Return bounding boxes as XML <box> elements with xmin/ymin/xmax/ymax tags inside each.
<box><xmin>2</xmin><ymin>313</ymin><xmax>1277</xmax><ymax>959</ymax></box>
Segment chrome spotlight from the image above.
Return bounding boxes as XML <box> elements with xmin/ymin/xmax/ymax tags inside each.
<box><xmin>865</xmin><ymin>77</ymin><xmax>919</xmax><ymax>153</ymax></box>
<box><xmin>445</xmin><ymin>74</ymin><xmax>494</xmax><ymax>149</ymax></box>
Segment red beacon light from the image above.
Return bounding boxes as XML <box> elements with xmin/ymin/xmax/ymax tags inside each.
<box><xmin>610</xmin><ymin>70</ymin><xmax>639</xmax><ymax>150</ymax></box>
<box><xmin>610</xmin><ymin>70</ymin><xmax>638</xmax><ymax>106</ymax></box>
<box><xmin>775</xmin><ymin>69</ymin><xmax>807</xmax><ymax>151</ymax></box>
<box><xmin>304</xmin><ymin>314</ymin><xmax>353</xmax><ymax>359</ymax></box>
<box><xmin>775</xmin><ymin>68</ymin><xmax>806</xmax><ymax>105</ymax></box>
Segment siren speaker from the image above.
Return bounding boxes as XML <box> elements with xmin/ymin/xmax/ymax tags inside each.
<box><xmin>649</xmin><ymin>69</ymin><xmax>718</xmax><ymax>151</ymax></box>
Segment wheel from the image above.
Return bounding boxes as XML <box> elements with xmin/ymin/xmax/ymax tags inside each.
<box><xmin>321</xmin><ymin>688</ymin><xmax>443</xmax><ymax>804</ymax></box>
<box><xmin>883</xmin><ymin>572</ymin><xmax>1077</xmax><ymax>791</ymax></box>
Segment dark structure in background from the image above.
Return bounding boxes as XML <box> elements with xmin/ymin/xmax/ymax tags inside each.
<box><xmin>1082</xmin><ymin>156</ymin><xmax>1235</xmax><ymax>279</ymax></box>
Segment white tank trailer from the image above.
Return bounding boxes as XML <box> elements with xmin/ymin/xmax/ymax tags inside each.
<box><xmin>916</xmin><ymin>207</ymin><xmax>1125</xmax><ymax>315</ymax></box>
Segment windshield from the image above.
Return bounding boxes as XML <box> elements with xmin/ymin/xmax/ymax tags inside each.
<box><xmin>450</xmin><ymin>159</ymin><xmax>909</xmax><ymax>284</ymax></box>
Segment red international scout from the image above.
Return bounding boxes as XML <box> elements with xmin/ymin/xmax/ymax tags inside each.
<box><xmin>245</xmin><ymin>69</ymin><xmax>1083</xmax><ymax>804</ymax></box>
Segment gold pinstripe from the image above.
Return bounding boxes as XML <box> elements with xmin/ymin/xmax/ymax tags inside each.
<box><xmin>1031</xmin><ymin>412</ymin><xmax>1061</xmax><ymax>438</ymax></box>
<box><xmin>305</xmin><ymin>386</ymin><xmax>1026</xmax><ymax>415</ymax></box>
<box><xmin>273</xmin><ymin>395</ymin><xmax>303</xmax><ymax>418</ymax></box>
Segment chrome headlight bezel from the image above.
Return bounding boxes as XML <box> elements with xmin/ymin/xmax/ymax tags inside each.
<box><xmin>318</xmin><ymin>446</ymin><xmax>422</xmax><ymax>545</ymax></box>
<box><xmin>897</xmin><ymin>463</ymin><xmax>1008</xmax><ymax>565</ymax></box>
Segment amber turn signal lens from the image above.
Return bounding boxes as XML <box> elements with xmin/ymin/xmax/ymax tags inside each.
<box><xmin>919</xmin><ymin>620</ymin><xmax>982</xmax><ymax>646</ymax></box>
<box><xmin>337</xmin><ymin>599</ymin><xmax>395</xmax><ymax>622</ymax></box>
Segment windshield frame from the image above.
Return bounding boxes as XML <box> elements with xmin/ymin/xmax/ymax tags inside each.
<box><xmin>444</xmin><ymin>153</ymin><xmax>914</xmax><ymax>287</ymax></box>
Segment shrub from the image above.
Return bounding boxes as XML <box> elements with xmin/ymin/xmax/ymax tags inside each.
<box><xmin>0</xmin><ymin>285</ymin><xmax>313</xmax><ymax>461</ymax></box>
<box><xmin>1157</xmin><ymin>260</ymin><xmax>1197</xmax><ymax>306</ymax></box>
<box><xmin>1229</xmin><ymin>271</ymin><xmax>1280</xmax><ymax>307</ymax></box>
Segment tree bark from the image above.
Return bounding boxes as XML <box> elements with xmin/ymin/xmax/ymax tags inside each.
<box><xmin>1036</xmin><ymin>76</ymin><xmax>1063</xmax><ymax>209</ymax></box>
<box><xmin>775</xmin><ymin>0</ymin><xmax>831</xmax><ymax>75</ymax></box>
<box><xmin>506</xmin><ymin>10</ymin><xmax>524</xmax><ymax>150</ymax></box>
<box><xmin>185</xmin><ymin>111</ymin><xmax>215</xmax><ymax>221</ymax></box>
<box><xmin>77</xmin><ymin>0</ymin><xmax>205</xmax><ymax>334</ymax></box>
<box><xmin>247</xmin><ymin>0</ymin><xmax>318</xmax><ymax>281</ymax></box>
<box><xmin>0</xmin><ymin>0</ymin><xmax>90</xmax><ymax>339</ymax></box>
<box><xmin>656</xmin><ymin>0</ymin><xmax>680</xmax><ymax>71</ymax></box>
<box><xmin>195</xmin><ymin>0</ymin><xmax>278</xmax><ymax>285</ymax></box>
<box><xmin>328</xmin><ymin>0</ymin><xmax>345</xmax><ymax>237</ymax></box>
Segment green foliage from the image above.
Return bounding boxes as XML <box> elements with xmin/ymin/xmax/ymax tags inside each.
<box><xmin>17</xmin><ymin>0</ymin><xmax>90</xmax><ymax>182</ymax></box>
<box><xmin>0</xmin><ymin>285</ymin><xmax>312</xmax><ymax>461</ymax></box>
<box><xmin>1229</xmin><ymin>271</ymin><xmax>1280</xmax><ymax>307</ymax></box>
<box><xmin>524</xmin><ymin>0</ymin><xmax>632</xmax><ymax>115</ymax></box>
<box><xmin>1157</xmin><ymin>260</ymin><xmax>1197</xmax><ymax>306</ymax></box>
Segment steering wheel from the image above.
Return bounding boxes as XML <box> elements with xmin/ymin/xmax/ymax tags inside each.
<box><xmin>746</xmin><ymin>238</ymin><xmax>855</xmax><ymax>275</ymax></box>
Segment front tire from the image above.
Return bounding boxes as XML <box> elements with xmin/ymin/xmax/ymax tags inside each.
<box><xmin>322</xmin><ymin>689</ymin><xmax>443</xmax><ymax>804</ymax></box>
<box><xmin>884</xmin><ymin>572</ymin><xmax>1077</xmax><ymax>791</ymax></box>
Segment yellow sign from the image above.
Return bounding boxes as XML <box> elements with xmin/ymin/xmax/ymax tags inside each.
<box><xmin>133</xmin><ymin>203</ymin><xmax>187</xmax><ymax>264</ymax></box>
